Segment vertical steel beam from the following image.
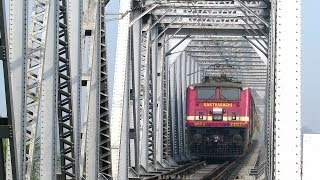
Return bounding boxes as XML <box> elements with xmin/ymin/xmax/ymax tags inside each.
<box><xmin>190</xmin><ymin>59</ymin><xmax>195</xmax><ymax>84</ymax></box>
<box><xmin>82</xmin><ymin>1</ymin><xmax>98</xmax><ymax>178</ymax></box>
<box><xmin>186</xmin><ymin>54</ymin><xmax>190</xmax><ymax>86</ymax></box>
<box><xmin>69</xmin><ymin>0</ymin><xmax>82</xmax><ymax>179</ymax></box>
<box><xmin>131</xmin><ymin>9</ymin><xmax>142</xmax><ymax>172</ymax></box>
<box><xmin>84</xmin><ymin>37</ymin><xmax>99</xmax><ymax>179</ymax></box>
<box><xmin>0</xmin><ymin>0</ymin><xmax>17</xmax><ymax>178</ymax></box>
<box><xmin>266</xmin><ymin>1</ymin><xmax>276</xmax><ymax>179</ymax></box>
<box><xmin>150</xmin><ymin>25</ymin><xmax>158</xmax><ymax>168</ymax></box>
<box><xmin>24</xmin><ymin>1</ymin><xmax>50</xmax><ymax>179</ymax></box>
<box><xmin>155</xmin><ymin>35</ymin><xmax>164</xmax><ymax>165</ymax></box>
<box><xmin>56</xmin><ymin>0</ymin><xmax>76</xmax><ymax>179</ymax></box>
<box><xmin>139</xmin><ymin>18</ymin><xmax>152</xmax><ymax>170</ymax></box>
<box><xmin>8</xmin><ymin>0</ymin><xmax>27</xmax><ymax>178</ymax></box>
<box><xmin>169</xmin><ymin>62</ymin><xmax>178</xmax><ymax>160</ymax></box>
<box><xmin>175</xmin><ymin>56</ymin><xmax>183</xmax><ymax>160</ymax></box>
<box><xmin>180</xmin><ymin>52</ymin><xmax>187</xmax><ymax>156</ymax></box>
<box><xmin>84</xmin><ymin>1</ymin><xmax>99</xmax><ymax>178</ymax></box>
<box><xmin>40</xmin><ymin>0</ymin><xmax>57</xmax><ymax>178</ymax></box>
<box><xmin>147</xmin><ymin>24</ymin><xmax>157</xmax><ymax>168</ymax></box>
<box><xmin>162</xmin><ymin>36</ymin><xmax>171</xmax><ymax>163</ymax></box>
<box><xmin>274</xmin><ymin>0</ymin><xmax>301</xmax><ymax>179</ymax></box>
<box><xmin>195</xmin><ymin>62</ymin><xmax>199</xmax><ymax>83</ymax></box>
<box><xmin>98</xmin><ymin>1</ymin><xmax>112</xmax><ymax>178</ymax></box>
<box><xmin>111</xmin><ymin>0</ymin><xmax>132</xmax><ymax>178</ymax></box>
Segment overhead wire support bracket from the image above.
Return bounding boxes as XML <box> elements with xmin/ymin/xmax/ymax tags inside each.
<box><xmin>129</xmin><ymin>4</ymin><xmax>159</xmax><ymax>27</ymax></box>
<box><xmin>237</xmin><ymin>8</ymin><xmax>269</xmax><ymax>38</ymax></box>
<box><xmin>241</xmin><ymin>25</ymin><xmax>268</xmax><ymax>53</ymax></box>
<box><xmin>150</xmin><ymin>16</ymin><xmax>178</xmax><ymax>45</ymax></box>
<box><xmin>243</xmin><ymin>36</ymin><xmax>268</xmax><ymax>57</ymax></box>
<box><xmin>234</xmin><ymin>0</ymin><xmax>270</xmax><ymax>28</ymax></box>
<box><xmin>239</xmin><ymin>16</ymin><xmax>268</xmax><ymax>47</ymax></box>
<box><xmin>143</xmin><ymin>6</ymin><xmax>174</xmax><ymax>34</ymax></box>
<box><xmin>165</xmin><ymin>35</ymin><xmax>190</xmax><ymax>56</ymax></box>
<box><xmin>157</xmin><ymin>24</ymin><xmax>184</xmax><ymax>50</ymax></box>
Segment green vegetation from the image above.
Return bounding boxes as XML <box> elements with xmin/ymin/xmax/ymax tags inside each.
<box><xmin>2</xmin><ymin>139</ymin><xmax>7</xmax><ymax>162</ymax></box>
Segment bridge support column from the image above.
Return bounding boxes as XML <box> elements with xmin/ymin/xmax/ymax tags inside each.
<box><xmin>272</xmin><ymin>0</ymin><xmax>302</xmax><ymax>179</ymax></box>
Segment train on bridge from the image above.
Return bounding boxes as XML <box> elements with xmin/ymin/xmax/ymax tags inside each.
<box><xmin>186</xmin><ymin>75</ymin><xmax>259</xmax><ymax>158</ymax></box>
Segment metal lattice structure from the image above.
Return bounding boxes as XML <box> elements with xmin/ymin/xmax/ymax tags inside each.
<box><xmin>23</xmin><ymin>1</ymin><xmax>49</xmax><ymax>179</ymax></box>
<box><xmin>57</xmin><ymin>0</ymin><xmax>76</xmax><ymax>178</ymax></box>
<box><xmin>1</xmin><ymin>0</ymin><xmax>302</xmax><ymax>179</ymax></box>
<box><xmin>99</xmin><ymin>0</ymin><xmax>112</xmax><ymax>178</ymax></box>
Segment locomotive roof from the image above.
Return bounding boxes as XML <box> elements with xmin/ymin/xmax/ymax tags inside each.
<box><xmin>189</xmin><ymin>82</ymin><xmax>243</xmax><ymax>88</ymax></box>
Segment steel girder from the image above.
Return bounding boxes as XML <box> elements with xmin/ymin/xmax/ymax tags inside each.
<box><xmin>82</xmin><ymin>0</ymin><xmax>112</xmax><ymax>179</ymax></box>
<box><xmin>98</xmin><ymin>1</ymin><xmax>112</xmax><ymax>179</ymax></box>
<box><xmin>272</xmin><ymin>0</ymin><xmax>302</xmax><ymax>179</ymax></box>
<box><xmin>138</xmin><ymin>17</ymin><xmax>156</xmax><ymax>171</ymax></box>
<box><xmin>147</xmin><ymin>1</ymin><xmax>267</xmax><ymax>7</ymax></box>
<box><xmin>69</xmin><ymin>0</ymin><xmax>82</xmax><ymax>179</ymax></box>
<box><xmin>205</xmin><ymin>72</ymin><xmax>267</xmax><ymax>76</ymax></box>
<box><xmin>0</xmin><ymin>1</ymin><xmax>17</xmax><ymax>179</ymax></box>
<box><xmin>37</xmin><ymin>1</ymin><xmax>58</xmax><ymax>178</ymax></box>
<box><xmin>190</xmin><ymin>53</ymin><xmax>259</xmax><ymax>58</ymax></box>
<box><xmin>152</xmin><ymin>6</ymin><xmax>268</xmax><ymax>18</ymax></box>
<box><xmin>8</xmin><ymin>0</ymin><xmax>27</xmax><ymax>179</ymax></box>
<box><xmin>149</xmin><ymin>0</ymin><xmax>269</xmax><ymax>30</ymax></box>
<box><xmin>161</xmin><ymin>38</ymin><xmax>171</xmax><ymax>163</ymax></box>
<box><xmin>186</xmin><ymin>35</ymin><xmax>265</xmax><ymax>41</ymax></box>
<box><xmin>7</xmin><ymin>0</ymin><xmax>111</xmax><ymax>179</ymax></box>
<box><xmin>200</xmin><ymin>66</ymin><xmax>267</xmax><ymax>71</ymax></box>
<box><xmin>56</xmin><ymin>1</ymin><xmax>76</xmax><ymax>178</ymax></box>
<box><xmin>159</xmin><ymin>17</ymin><xmax>265</xmax><ymax>30</ymax></box>
<box><xmin>23</xmin><ymin>1</ymin><xmax>50</xmax><ymax>178</ymax></box>
<box><xmin>188</xmin><ymin>39</ymin><xmax>251</xmax><ymax>46</ymax></box>
<box><xmin>156</xmin><ymin>35</ymin><xmax>169</xmax><ymax>166</ymax></box>
<box><xmin>169</xmin><ymin>62</ymin><xmax>178</xmax><ymax>160</ymax></box>
<box><xmin>197</xmin><ymin>60</ymin><xmax>264</xmax><ymax>65</ymax></box>
<box><xmin>192</xmin><ymin>54</ymin><xmax>265</xmax><ymax>64</ymax></box>
<box><xmin>82</xmin><ymin>1</ymin><xmax>99</xmax><ymax>179</ymax></box>
<box><xmin>176</xmin><ymin>54</ymin><xmax>185</xmax><ymax>161</ymax></box>
<box><xmin>130</xmin><ymin>9</ymin><xmax>142</xmax><ymax>175</ymax></box>
<box><xmin>186</xmin><ymin>46</ymin><xmax>256</xmax><ymax>52</ymax></box>
<box><xmin>164</xmin><ymin>28</ymin><xmax>266</xmax><ymax>36</ymax></box>
<box><xmin>266</xmin><ymin>1</ymin><xmax>276</xmax><ymax>178</ymax></box>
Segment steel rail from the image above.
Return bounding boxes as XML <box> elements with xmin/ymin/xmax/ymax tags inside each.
<box><xmin>200</xmin><ymin>160</ymin><xmax>236</xmax><ymax>180</ymax></box>
<box><xmin>146</xmin><ymin>161</ymin><xmax>205</xmax><ymax>180</ymax></box>
<box><xmin>165</xmin><ymin>161</ymin><xmax>206</xmax><ymax>179</ymax></box>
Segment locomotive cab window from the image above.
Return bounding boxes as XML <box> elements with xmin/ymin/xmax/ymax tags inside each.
<box><xmin>220</xmin><ymin>88</ymin><xmax>240</xmax><ymax>100</ymax></box>
<box><xmin>197</xmin><ymin>88</ymin><xmax>216</xmax><ymax>99</ymax></box>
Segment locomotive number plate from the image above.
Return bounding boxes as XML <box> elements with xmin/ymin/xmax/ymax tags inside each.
<box><xmin>194</xmin><ymin>122</ymin><xmax>205</xmax><ymax>126</ymax></box>
<box><xmin>229</xmin><ymin>122</ymin><xmax>246</xmax><ymax>127</ymax></box>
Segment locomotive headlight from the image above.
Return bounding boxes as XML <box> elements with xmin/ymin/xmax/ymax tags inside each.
<box><xmin>199</xmin><ymin>112</ymin><xmax>204</xmax><ymax>120</ymax></box>
<box><xmin>232</xmin><ymin>112</ymin><xmax>237</xmax><ymax>120</ymax></box>
<box><xmin>213</xmin><ymin>114</ymin><xmax>223</xmax><ymax>121</ymax></box>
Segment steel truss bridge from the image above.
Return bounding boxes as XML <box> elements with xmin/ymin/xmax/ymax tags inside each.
<box><xmin>0</xmin><ymin>0</ymin><xmax>301</xmax><ymax>179</ymax></box>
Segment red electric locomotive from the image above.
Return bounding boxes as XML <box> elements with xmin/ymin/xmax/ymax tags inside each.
<box><xmin>186</xmin><ymin>75</ymin><xmax>258</xmax><ymax>158</ymax></box>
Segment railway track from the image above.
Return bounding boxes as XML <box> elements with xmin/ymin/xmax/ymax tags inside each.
<box><xmin>186</xmin><ymin>161</ymin><xmax>235</xmax><ymax>180</ymax></box>
<box><xmin>146</xmin><ymin>159</ymin><xmax>237</xmax><ymax>180</ymax></box>
<box><xmin>147</xmin><ymin>142</ymin><xmax>258</xmax><ymax>180</ymax></box>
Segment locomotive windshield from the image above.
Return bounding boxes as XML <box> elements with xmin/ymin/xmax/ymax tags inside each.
<box><xmin>220</xmin><ymin>88</ymin><xmax>240</xmax><ymax>100</ymax></box>
<box><xmin>197</xmin><ymin>88</ymin><xmax>216</xmax><ymax>99</ymax></box>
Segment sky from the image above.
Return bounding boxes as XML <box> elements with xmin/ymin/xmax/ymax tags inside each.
<box><xmin>1</xmin><ymin>0</ymin><xmax>320</xmax><ymax>132</ymax></box>
<box><xmin>301</xmin><ymin>0</ymin><xmax>320</xmax><ymax>132</ymax></box>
